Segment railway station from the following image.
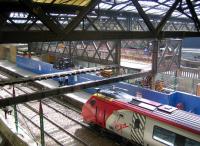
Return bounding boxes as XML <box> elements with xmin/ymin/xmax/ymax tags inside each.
<box><xmin>0</xmin><ymin>0</ymin><xmax>200</xmax><ymax>146</ymax></box>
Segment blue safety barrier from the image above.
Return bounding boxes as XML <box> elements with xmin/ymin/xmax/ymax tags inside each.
<box><xmin>16</xmin><ymin>56</ymin><xmax>60</xmax><ymax>74</ymax></box>
<box><xmin>72</xmin><ymin>73</ymin><xmax>170</xmax><ymax>104</ymax></box>
<box><xmin>16</xmin><ymin>56</ymin><xmax>74</xmax><ymax>85</ymax></box>
<box><xmin>16</xmin><ymin>56</ymin><xmax>200</xmax><ymax>115</ymax></box>
<box><xmin>169</xmin><ymin>92</ymin><xmax>200</xmax><ymax>114</ymax></box>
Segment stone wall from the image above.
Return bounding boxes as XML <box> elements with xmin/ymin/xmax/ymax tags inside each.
<box><xmin>0</xmin><ymin>44</ymin><xmax>16</xmax><ymax>63</ymax></box>
<box><xmin>0</xmin><ymin>117</ymin><xmax>29</xmax><ymax>146</ymax></box>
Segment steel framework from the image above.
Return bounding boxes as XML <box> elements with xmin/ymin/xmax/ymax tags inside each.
<box><xmin>0</xmin><ymin>0</ymin><xmax>200</xmax><ymax>43</ymax></box>
<box><xmin>0</xmin><ymin>65</ymin><xmax>118</xmax><ymax>86</ymax></box>
<box><xmin>0</xmin><ymin>0</ymin><xmax>200</xmax><ymax>106</ymax></box>
<box><xmin>0</xmin><ymin>71</ymin><xmax>150</xmax><ymax>107</ymax></box>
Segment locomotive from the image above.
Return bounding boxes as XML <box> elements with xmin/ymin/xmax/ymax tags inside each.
<box><xmin>82</xmin><ymin>88</ymin><xmax>200</xmax><ymax>146</ymax></box>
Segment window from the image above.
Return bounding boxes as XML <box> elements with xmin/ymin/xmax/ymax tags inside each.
<box><xmin>153</xmin><ymin>126</ymin><xmax>200</xmax><ymax>146</ymax></box>
<box><xmin>134</xmin><ymin>119</ymin><xmax>140</xmax><ymax>129</ymax></box>
<box><xmin>185</xmin><ymin>139</ymin><xmax>200</xmax><ymax>146</ymax></box>
<box><xmin>153</xmin><ymin>126</ymin><xmax>176</xmax><ymax>146</ymax></box>
<box><xmin>89</xmin><ymin>99</ymin><xmax>96</xmax><ymax>106</ymax></box>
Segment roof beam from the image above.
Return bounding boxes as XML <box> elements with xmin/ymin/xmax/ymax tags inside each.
<box><xmin>64</xmin><ymin>0</ymin><xmax>100</xmax><ymax>34</ymax></box>
<box><xmin>0</xmin><ymin>14</ymin><xmax>7</xmax><ymax>27</ymax></box>
<box><xmin>0</xmin><ymin>31</ymin><xmax>200</xmax><ymax>43</ymax></box>
<box><xmin>0</xmin><ymin>1</ymin><xmax>193</xmax><ymax>23</ymax></box>
<box><xmin>156</xmin><ymin>0</ymin><xmax>180</xmax><ymax>34</ymax></box>
<box><xmin>131</xmin><ymin>0</ymin><xmax>156</xmax><ymax>33</ymax></box>
<box><xmin>186</xmin><ymin>0</ymin><xmax>200</xmax><ymax>31</ymax></box>
<box><xmin>0</xmin><ymin>65</ymin><xmax>118</xmax><ymax>86</ymax></box>
<box><xmin>19</xmin><ymin>0</ymin><xmax>64</xmax><ymax>34</ymax></box>
<box><xmin>0</xmin><ymin>1</ymin><xmax>82</xmax><ymax>13</ymax></box>
<box><xmin>0</xmin><ymin>71</ymin><xmax>151</xmax><ymax>107</ymax></box>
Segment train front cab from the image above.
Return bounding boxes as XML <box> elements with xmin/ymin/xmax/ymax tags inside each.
<box><xmin>82</xmin><ymin>94</ymin><xmax>116</xmax><ymax>128</ymax></box>
<box><xmin>82</xmin><ymin>93</ymin><xmax>200</xmax><ymax>146</ymax></box>
<box><xmin>143</xmin><ymin>117</ymin><xmax>200</xmax><ymax>146</ymax></box>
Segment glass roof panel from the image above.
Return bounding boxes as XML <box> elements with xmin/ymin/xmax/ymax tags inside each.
<box><xmin>31</xmin><ymin>0</ymin><xmax>199</xmax><ymax>22</ymax></box>
<box><xmin>33</xmin><ymin>0</ymin><xmax>91</xmax><ymax>6</ymax></box>
<box><xmin>98</xmin><ymin>2</ymin><xmax>112</xmax><ymax>9</ymax></box>
<box><xmin>139</xmin><ymin>1</ymin><xmax>158</xmax><ymax>7</ymax></box>
<box><xmin>111</xmin><ymin>3</ymin><xmax>129</xmax><ymax>10</ymax></box>
<box><xmin>123</xmin><ymin>5</ymin><xmax>137</xmax><ymax>12</ymax></box>
<box><xmin>146</xmin><ymin>9</ymin><xmax>166</xmax><ymax>15</ymax></box>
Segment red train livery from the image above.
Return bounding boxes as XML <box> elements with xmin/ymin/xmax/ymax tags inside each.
<box><xmin>82</xmin><ymin>89</ymin><xmax>200</xmax><ymax>146</ymax></box>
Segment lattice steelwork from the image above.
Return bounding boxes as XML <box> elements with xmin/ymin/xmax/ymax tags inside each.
<box><xmin>29</xmin><ymin>38</ymin><xmax>182</xmax><ymax>68</ymax></box>
<box><xmin>30</xmin><ymin>40</ymin><xmax>120</xmax><ymax>65</ymax></box>
<box><xmin>2</xmin><ymin>2</ymin><xmax>197</xmax><ymax>32</ymax></box>
<box><xmin>157</xmin><ymin>39</ymin><xmax>182</xmax><ymax>72</ymax></box>
<box><xmin>0</xmin><ymin>0</ymin><xmax>200</xmax><ymax>43</ymax></box>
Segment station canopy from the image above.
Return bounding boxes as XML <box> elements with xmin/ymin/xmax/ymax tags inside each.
<box><xmin>31</xmin><ymin>0</ymin><xmax>200</xmax><ymax>19</ymax></box>
<box><xmin>1</xmin><ymin>0</ymin><xmax>200</xmax><ymax>43</ymax></box>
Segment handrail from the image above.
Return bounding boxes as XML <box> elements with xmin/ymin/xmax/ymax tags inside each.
<box><xmin>163</xmin><ymin>67</ymin><xmax>200</xmax><ymax>79</ymax></box>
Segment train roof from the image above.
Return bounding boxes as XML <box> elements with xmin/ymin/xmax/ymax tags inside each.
<box><xmin>95</xmin><ymin>89</ymin><xmax>200</xmax><ymax>135</ymax></box>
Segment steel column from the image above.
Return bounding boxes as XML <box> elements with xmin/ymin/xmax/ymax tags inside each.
<box><xmin>69</xmin><ymin>41</ymin><xmax>72</xmax><ymax>60</ymax></box>
<box><xmin>39</xmin><ymin>100</ymin><xmax>45</xmax><ymax>146</ymax></box>
<box><xmin>114</xmin><ymin>40</ymin><xmax>121</xmax><ymax>74</ymax></box>
<box><xmin>151</xmin><ymin>40</ymin><xmax>159</xmax><ymax>89</ymax></box>
<box><xmin>174</xmin><ymin>71</ymin><xmax>177</xmax><ymax>91</ymax></box>
<box><xmin>13</xmin><ymin>85</ymin><xmax>18</xmax><ymax>133</ymax></box>
<box><xmin>114</xmin><ymin>40</ymin><xmax>121</xmax><ymax>65</ymax></box>
<box><xmin>177</xmin><ymin>40</ymin><xmax>183</xmax><ymax>69</ymax></box>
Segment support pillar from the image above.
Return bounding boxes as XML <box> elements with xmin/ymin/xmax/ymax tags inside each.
<box><xmin>151</xmin><ymin>40</ymin><xmax>159</xmax><ymax>90</ymax></box>
<box><xmin>39</xmin><ymin>100</ymin><xmax>45</xmax><ymax>146</ymax></box>
<box><xmin>114</xmin><ymin>40</ymin><xmax>121</xmax><ymax>75</ymax></box>
<box><xmin>28</xmin><ymin>43</ymin><xmax>31</xmax><ymax>52</ymax></box>
<box><xmin>13</xmin><ymin>85</ymin><xmax>18</xmax><ymax>133</ymax></box>
<box><xmin>69</xmin><ymin>41</ymin><xmax>72</xmax><ymax>61</ymax></box>
<box><xmin>197</xmin><ymin>83</ymin><xmax>200</xmax><ymax>96</ymax></box>
<box><xmin>175</xmin><ymin>40</ymin><xmax>182</xmax><ymax>91</ymax></box>
<box><xmin>174</xmin><ymin>71</ymin><xmax>177</xmax><ymax>91</ymax></box>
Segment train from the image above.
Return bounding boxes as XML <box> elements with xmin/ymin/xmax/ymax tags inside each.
<box><xmin>16</xmin><ymin>55</ymin><xmax>200</xmax><ymax>116</ymax></box>
<box><xmin>16</xmin><ymin>54</ymin><xmax>200</xmax><ymax>145</ymax></box>
<box><xmin>82</xmin><ymin>88</ymin><xmax>200</xmax><ymax>146</ymax></box>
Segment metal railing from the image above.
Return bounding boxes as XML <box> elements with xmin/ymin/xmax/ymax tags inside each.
<box><xmin>164</xmin><ymin>67</ymin><xmax>199</xmax><ymax>79</ymax></box>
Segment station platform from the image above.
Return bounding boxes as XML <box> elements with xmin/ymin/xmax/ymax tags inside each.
<box><xmin>121</xmin><ymin>59</ymin><xmax>151</xmax><ymax>71</ymax></box>
<box><xmin>0</xmin><ymin>108</ymin><xmax>37</xmax><ymax>146</ymax></box>
<box><xmin>0</xmin><ymin>60</ymin><xmax>91</xmax><ymax>104</ymax></box>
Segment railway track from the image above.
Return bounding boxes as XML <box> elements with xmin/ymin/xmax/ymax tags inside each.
<box><xmin>0</xmin><ymin>72</ymin><xmax>123</xmax><ymax>146</ymax></box>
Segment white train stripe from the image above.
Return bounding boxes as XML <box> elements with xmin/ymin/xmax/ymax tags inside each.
<box><xmin>131</xmin><ymin>113</ymin><xmax>146</xmax><ymax>145</ymax></box>
<box><xmin>131</xmin><ymin>127</ymin><xmax>142</xmax><ymax>144</ymax></box>
<box><xmin>131</xmin><ymin>114</ymin><xmax>143</xmax><ymax>143</ymax></box>
<box><xmin>131</xmin><ymin>132</ymin><xmax>141</xmax><ymax>144</ymax></box>
<box><xmin>135</xmin><ymin>113</ymin><xmax>145</xmax><ymax>128</ymax></box>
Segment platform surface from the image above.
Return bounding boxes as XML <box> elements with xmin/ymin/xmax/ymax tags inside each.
<box><xmin>0</xmin><ymin>60</ymin><xmax>90</xmax><ymax>103</ymax></box>
<box><xmin>121</xmin><ymin>59</ymin><xmax>151</xmax><ymax>71</ymax></box>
